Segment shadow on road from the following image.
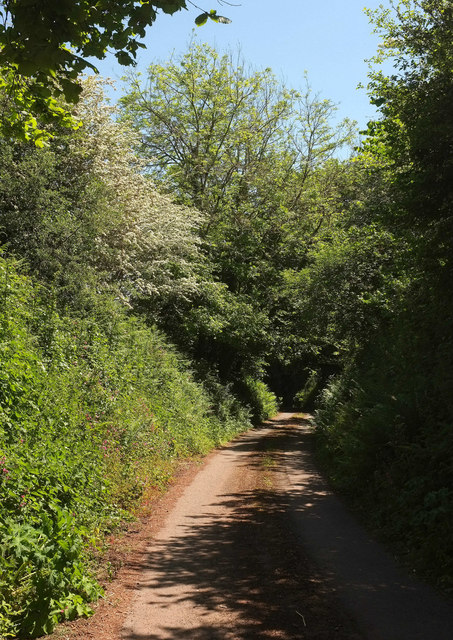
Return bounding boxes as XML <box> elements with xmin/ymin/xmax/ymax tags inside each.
<box><xmin>123</xmin><ymin>415</ymin><xmax>453</xmax><ymax>640</ymax></box>
<box><xmin>122</xmin><ymin>417</ymin><xmax>362</xmax><ymax>640</ymax></box>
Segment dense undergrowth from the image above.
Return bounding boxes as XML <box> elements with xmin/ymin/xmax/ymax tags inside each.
<box><xmin>308</xmin><ymin>0</ymin><xmax>453</xmax><ymax>593</ymax></box>
<box><xmin>0</xmin><ymin>74</ymin><xmax>281</xmax><ymax>638</ymax></box>
<box><xmin>0</xmin><ymin>253</ymin><xmax>260</xmax><ymax>638</ymax></box>
<box><xmin>314</xmin><ymin>286</ymin><xmax>453</xmax><ymax>592</ymax></box>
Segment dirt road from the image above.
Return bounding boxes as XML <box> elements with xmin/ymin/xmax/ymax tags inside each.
<box><xmin>120</xmin><ymin>414</ymin><xmax>453</xmax><ymax>640</ymax></box>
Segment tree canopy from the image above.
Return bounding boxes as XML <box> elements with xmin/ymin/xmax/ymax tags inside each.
<box><xmin>120</xmin><ymin>43</ymin><xmax>356</xmax><ymax>388</ymax></box>
<box><xmin>0</xmin><ymin>0</ymin><xmax>230</xmax><ymax>143</ymax></box>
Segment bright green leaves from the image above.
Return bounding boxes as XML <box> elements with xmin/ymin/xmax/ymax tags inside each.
<box><xmin>120</xmin><ymin>43</ymin><xmax>356</xmax><ymax>396</ymax></box>
<box><xmin>0</xmin><ymin>1</ymin><xmax>233</xmax><ymax>144</ymax></box>
<box><xmin>0</xmin><ymin>248</ymin><xmax>249</xmax><ymax>636</ymax></box>
<box><xmin>364</xmin><ymin>0</ymin><xmax>453</xmax><ymax>225</ymax></box>
<box><xmin>0</xmin><ymin>68</ymin><xmax>82</xmax><ymax>146</ymax></box>
<box><xmin>0</xmin><ymin>506</ymin><xmax>102</xmax><ymax>636</ymax></box>
<box><xmin>195</xmin><ymin>9</ymin><xmax>232</xmax><ymax>26</ymax></box>
<box><xmin>0</xmin><ymin>0</ymin><xmax>193</xmax><ymax>144</ymax></box>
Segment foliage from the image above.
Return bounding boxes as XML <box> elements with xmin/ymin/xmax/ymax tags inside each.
<box><xmin>0</xmin><ymin>249</ymin><xmax>249</xmax><ymax>635</ymax></box>
<box><xmin>0</xmin><ymin>0</ymin><xmax>229</xmax><ymax>143</ymax></box>
<box><xmin>312</xmin><ymin>0</ymin><xmax>453</xmax><ymax>590</ymax></box>
<box><xmin>293</xmin><ymin>369</ymin><xmax>321</xmax><ymax>411</ymax></box>
<box><xmin>0</xmin><ymin>0</ymin><xmax>181</xmax><ymax>142</ymax></box>
<box><xmin>195</xmin><ymin>8</ymin><xmax>231</xmax><ymax>26</ymax></box>
<box><xmin>121</xmin><ymin>42</ymin><xmax>356</xmax><ymax>396</ymax></box>
<box><xmin>0</xmin><ymin>77</ymin><xmax>206</xmax><ymax>314</ymax></box>
<box><xmin>240</xmin><ymin>377</ymin><xmax>279</xmax><ymax>424</ymax></box>
<box><xmin>315</xmin><ymin>293</ymin><xmax>453</xmax><ymax>589</ymax></box>
<box><xmin>0</xmin><ymin>74</ymin><xmax>254</xmax><ymax>632</ymax></box>
<box><xmin>0</xmin><ymin>38</ymin><xmax>364</xmax><ymax>639</ymax></box>
<box><xmin>72</xmin><ymin>78</ymin><xmax>206</xmax><ymax>307</ymax></box>
<box><xmin>289</xmin><ymin>222</ymin><xmax>409</xmax><ymax>356</ymax></box>
<box><xmin>364</xmin><ymin>0</ymin><xmax>453</xmax><ymax>227</ymax></box>
<box><xmin>121</xmin><ymin>45</ymin><xmax>355</xmax><ymax>248</ymax></box>
<box><xmin>2</xmin><ymin>2</ymin><xmax>452</xmax><ymax>623</ymax></box>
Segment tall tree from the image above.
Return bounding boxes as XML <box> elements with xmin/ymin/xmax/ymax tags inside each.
<box><xmin>309</xmin><ymin>0</ymin><xmax>453</xmax><ymax>587</ymax></box>
<box><xmin>121</xmin><ymin>43</ymin><xmax>356</xmax><ymax>395</ymax></box>
<box><xmin>121</xmin><ymin>43</ymin><xmax>355</xmax><ymax>294</ymax></box>
<box><xmin>365</xmin><ymin>0</ymin><xmax>453</xmax><ymax>228</ymax></box>
<box><xmin>0</xmin><ymin>77</ymin><xmax>206</xmax><ymax>311</ymax></box>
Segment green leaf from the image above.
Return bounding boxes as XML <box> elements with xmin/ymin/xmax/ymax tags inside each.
<box><xmin>207</xmin><ymin>10</ymin><xmax>231</xmax><ymax>24</ymax></box>
<box><xmin>195</xmin><ymin>13</ymin><xmax>209</xmax><ymax>26</ymax></box>
<box><xmin>115</xmin><ymin>50</ymin><xmax>135</xmax><ymax>66</ymax></box>
<box><xmin>60</xmin><ymin>78</ymin><xmax>83</xmax><ymax>102</ymax></box>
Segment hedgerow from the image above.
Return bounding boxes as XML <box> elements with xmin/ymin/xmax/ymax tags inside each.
<box><xmin>0</xmin><ymin>253</ymin><xmax>250</xmax><ymax>637</ymax></box>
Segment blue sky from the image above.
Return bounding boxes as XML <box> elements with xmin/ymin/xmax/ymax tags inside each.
<box><xmin>93</xmin><ymin>0</ymin><xmax>392</xmax><ymax>129</ymax></box>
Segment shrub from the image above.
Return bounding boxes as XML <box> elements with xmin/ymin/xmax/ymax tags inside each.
<box><xmin>241</xmin><ymin>377</ymin><xmax>279</xmax><ymax>424</ymax></box>
<box><xmin>0</xmin><ymin>253</ymin><xmax>249</xmax><ymax>636</ymax></box>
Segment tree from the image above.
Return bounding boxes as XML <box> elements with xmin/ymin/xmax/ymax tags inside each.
<box><xmin>121</xmin><ymin>44</ymin><xmax>355</xmax><ymax>292</ymax></box>
<box><xmin>0</xmin><ymin>77</ymin><xmax>206</xmax><ymax>312</ymax></box>
<box><xmin>121</xmin><ymin>44</ymin><xmax>291</xmax><ymax>217</ymax></box>
<box><xmin>120</xmin><ymin>42</ymin><xmax>356</xmax><ymax>397</ymax></box>
<box><xmin>310</xmin><ymin>0</ymin><xmax>453</xmax><ymax>588</ymax></box>
<box><xmin>0</xmin><ymin>0</ymin><xmax>231</xmax><ymax>143</ymax></box>
<box><xmin>364</xmin><ymin>0</ymin><xmax>453</xmax><ymax>227</ymax></box>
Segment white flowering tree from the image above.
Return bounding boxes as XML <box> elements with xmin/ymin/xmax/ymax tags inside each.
<box><xmin>72</xmin><ymin>78</ymin><xmax>206</xmax><ymax>307</ymax></box>
<box><xmin>0</xmin><ymin>77</ymin><xmax>208</xmax><ymax>315</ymax></box>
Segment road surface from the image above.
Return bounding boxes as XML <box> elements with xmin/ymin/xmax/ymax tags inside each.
<box><xmin>121</xmin><ymin>413</ymin><xmax>453</xmax><ymax>640</ymax></box>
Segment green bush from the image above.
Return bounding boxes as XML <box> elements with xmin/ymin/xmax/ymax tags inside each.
<box><xmin>315</xmin><ymin>301</ymin><xmax>453</xmax><ymax>590</ymax></box>
<box><xmin>293</xmin><ymin>369</ymin><xmax>321</xmax><ymax>411</ymax></box>
<box><xmin>0</xmin><ymin>253</ymin><xmax>250</xmax><ymax>636</ymax></box>
<box><xmin>241</xmin><ymin>377</ymin><xmax>279</xmax><ymax>424</ymax></box>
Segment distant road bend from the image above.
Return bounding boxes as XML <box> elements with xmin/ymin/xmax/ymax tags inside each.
<box><xmin>121</xmin><ymin>413</ymin><xmax>453</xmax><ymax>640</ymax></box>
